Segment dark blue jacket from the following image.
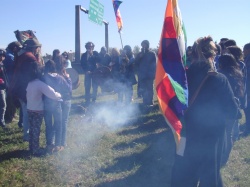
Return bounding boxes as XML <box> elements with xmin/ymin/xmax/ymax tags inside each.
<box><xmin>43</xmin><ymin>73</ymin><xmax>72</xmax><ymax>102</ymax></box>
<box><xmin>135</xmin><ymin>50</ymin><xmax>156</xmax><ymax>81</ymax></box>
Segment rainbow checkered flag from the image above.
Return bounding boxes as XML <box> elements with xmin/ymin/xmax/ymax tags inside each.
<box><xmin>155</xmin><ymin>0</ymin><xmax>188</xmax><ymax>156</ymax></box>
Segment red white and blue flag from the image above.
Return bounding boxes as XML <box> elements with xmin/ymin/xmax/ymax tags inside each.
<box><xmin>112</xmin><ymin>0</ymin><xmax>123</xmax><ymax>32</ymax></box>
<box><xmin>155</xmin><ymin>0</ymin><xmax>188</xmax><ymax>155</ymax></box>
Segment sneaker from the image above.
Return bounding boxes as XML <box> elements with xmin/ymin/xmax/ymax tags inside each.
<box><xmin>32</xmin><ymin>148</ymin><xmax>45</xmax><ymax>156</ymax></box>
<box><xmin>52</xmin><ymin>146</ymin><xmax>64</xmax><ymax>153</ymax></box>
<box><xmin>46</xmin><ymin>144</ymin><xmax>55</xmax><ymax>153</ymax></box>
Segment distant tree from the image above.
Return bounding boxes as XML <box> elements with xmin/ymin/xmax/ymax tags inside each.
<box><xmin>133</xmin><ymin>45</ymin><xmax>140</xmax><ymax>58</ymax></box>
<box><xmin>151</xmin><ymin>47</ymin><xmax>159</xmax><ymax>56</ymax></box>
<box><xmin>43</xmin><ymin>53</ymin><xmax>52</xmax><ymax>62</ymax></box>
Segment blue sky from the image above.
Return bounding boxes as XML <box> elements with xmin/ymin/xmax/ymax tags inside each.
<box><xmin>1</xmin><ymin>0</ymin><xmax>250</xmax><ymax>55</ymax></box>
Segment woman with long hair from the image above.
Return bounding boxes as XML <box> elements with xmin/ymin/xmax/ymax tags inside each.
<box><xmin>171</xmin><ymin>36</ymin><xmax>238</xmax><ymax>187</ymax></box>
<box><xmin>218</xmin><ymin>53</ymin><xmax>244</xmax><ymax>165</ymax></box>
<box><xmin>52</xmin><ymin>56</ymin><xmax>72</xmax><ymax>150</ymax></box>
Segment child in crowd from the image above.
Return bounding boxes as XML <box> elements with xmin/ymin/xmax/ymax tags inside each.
<box><xmin>26</xmin><ymin>61</ymin><xmax>61</xmax><ymax>155</ymax></box>
<box><xmin>43</xmin><ymin>59</ymin><xmax>71</xmax><ymax>152</ymax></box>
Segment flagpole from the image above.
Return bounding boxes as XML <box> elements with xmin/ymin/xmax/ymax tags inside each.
<box><xmin>119</xmin><ymin>30</ymin><xmax>123</xmax><ymax>49</ymax></box>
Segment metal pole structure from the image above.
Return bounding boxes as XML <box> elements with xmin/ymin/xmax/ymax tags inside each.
<box><xmin>75</xmin><ymin>6</ymin><xmax>88</xmax><ymax>64</ymax></box>
<box><xmin>75</xmin><ymin>5</ymin><xmax>108</xmax><ymax>58</ymax></box>
<box><xmin>80</xmin><ymin>6</ymin><xmax>89</xmax><ymax>13</ymax></box>
<box><xmin>103</xmin><ymin>21</ymin><xmax>109</xmax><ymax>53</ymax></box>
<box><xmin>75</xmin><ymin>5</ymin><xmax>81</xmax><ymax>64</ymax></box>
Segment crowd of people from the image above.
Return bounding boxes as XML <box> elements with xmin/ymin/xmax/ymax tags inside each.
<box><xmin>80</xmin><ymin>40</ymin><xmax>156</xmax><ymax>107</ymax></box>
<box><xmin>78</xmin><ymin>37</ymin><xmax>250</xmax><ymax>187</ymax></box>
<box><xmin>0</xmin><ymin>38</ymin><xmax>157</xmax><ymax>156</ymax></box>
<box><xmin>1</xmin><ymin>35</ymin><xmax>250</xmax><ymax>186</ymax></box>
<box><xmin>172</xmin><ymin>37</ymin><xmax>250</xmax><ymax>187</ymax></box>
<box><xmin>0</xmin><ymin>38</ymin><xmax>72</xmax><ymax>155</ymax></box>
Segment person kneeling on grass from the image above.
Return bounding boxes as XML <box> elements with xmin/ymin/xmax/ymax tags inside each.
<box><xmin>26</xmin><ymin>61</ymin><xmax>62</xmax><ymax>156</ymax></box>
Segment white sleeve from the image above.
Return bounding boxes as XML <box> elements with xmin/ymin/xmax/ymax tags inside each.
<box><xmin>39</xmin><ymin>81</ymin><xmax>61</xmax><ymax>100</ymax></box>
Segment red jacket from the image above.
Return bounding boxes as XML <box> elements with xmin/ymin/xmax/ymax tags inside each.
<box><xmin>10</xmin><ymin>51</ymin><xmax>41</xmax><ymax>102</ymax></box>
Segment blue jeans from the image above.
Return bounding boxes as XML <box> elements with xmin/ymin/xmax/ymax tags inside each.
<box><xmin>84</xmin><ymin>73</ymin><xmax>98</xmax><ymax>103</ymax></box>
<box><xmin>244</xmin><ymin>105</ymin><xmax>250</xmax><ymax>132</ymax></box>
<box><xmin>140</xmin><ymin>79</ymin><xmax>154</xmax><ymax>105</ymax></box>
<box><xmin>19</xmin><ymin>99</ymin><xmax>29</xmax><ymax>141</ymax></box>
<box><xmin>0</xmin><ymin>90</ymin><xmax>6</xmax><ymax>126</ymax></box>
<box><xmin>117</xmin><ymin>82</ymin><xmax>133</xmax><ymax>104</ymax></box>
<box><xmin>221</xmin><ymin>119</ymin><xmax>238</xmax><ymax>166</ymax></box>
<box><xmin>44</xmin><ymin>101</ymin><xmax>62</xmax><ymax>146</ymax></box>
<box><xmin>61</xmin><ymin>100</ymin><xmax>71</xmax><ymax>146</ymax></box>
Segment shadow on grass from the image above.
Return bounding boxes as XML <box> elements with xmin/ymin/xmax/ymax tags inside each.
<box><xmin>0</xmin><ymin>127</ymin><xmax>22</xmax><ymax>136</ymax></box>
<box><xmin>70</xmin><ymin>101</ymin><xmax>144</xmax><ymax>120</ymax></box>
<box><xmin>96</xmin><ymin>116</ymin><xmax>176</xmax><ymax>187</ymax></box>
<box><xmin>0</xmin><ymin>127</ymin><xmax>24</xmax><ymax>148</ymax></box>
<box><xmin>118</xmin><ymin>113</ymin><xmax>167</xmax><ymax>137</ymax></box>
<box><xmin>0</xmin><ymin>137</ymin><xmax>24</xmax><ymax>145</ymax></box>
<box><xmin>0</xmin><ymin>150</ymin><xmax>32</xmax><ymax>162</ymax></box>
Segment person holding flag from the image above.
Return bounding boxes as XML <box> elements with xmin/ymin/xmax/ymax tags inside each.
<box><xmin>155</xmin><ymin>0</ymin><xmax>188</xmax><ymax>156</ymax></box>
<box><xmin>155</xmin><ymin>0</ymin><xmax>238</xmax><ymax>186</ymax></box>
<box><xmin>171</xmin><ymin>36</ymin><xmax>238</xmax><ymax>187</ymax></box>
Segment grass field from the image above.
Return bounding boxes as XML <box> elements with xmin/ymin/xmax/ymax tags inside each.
<box><xmin>0</xmin><ymin>74</ymin><xmax>250</xmax><ymax>187</ymax></box>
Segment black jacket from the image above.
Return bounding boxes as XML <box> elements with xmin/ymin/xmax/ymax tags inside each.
<box><xmin>80</xmin><ymin>51</ymin><xmax>99</xmax><ymax>73</ymax></box>
<box><xmin>185</xmin><ymin>62</ymin><xmax>238</xmax><ymax>141</ymax></box>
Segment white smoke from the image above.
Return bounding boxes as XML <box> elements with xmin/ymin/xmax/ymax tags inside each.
<box><xmin>93</xmin><ymin>103</ymin><xmax>139</xmax><ymax>129</ymax></box>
